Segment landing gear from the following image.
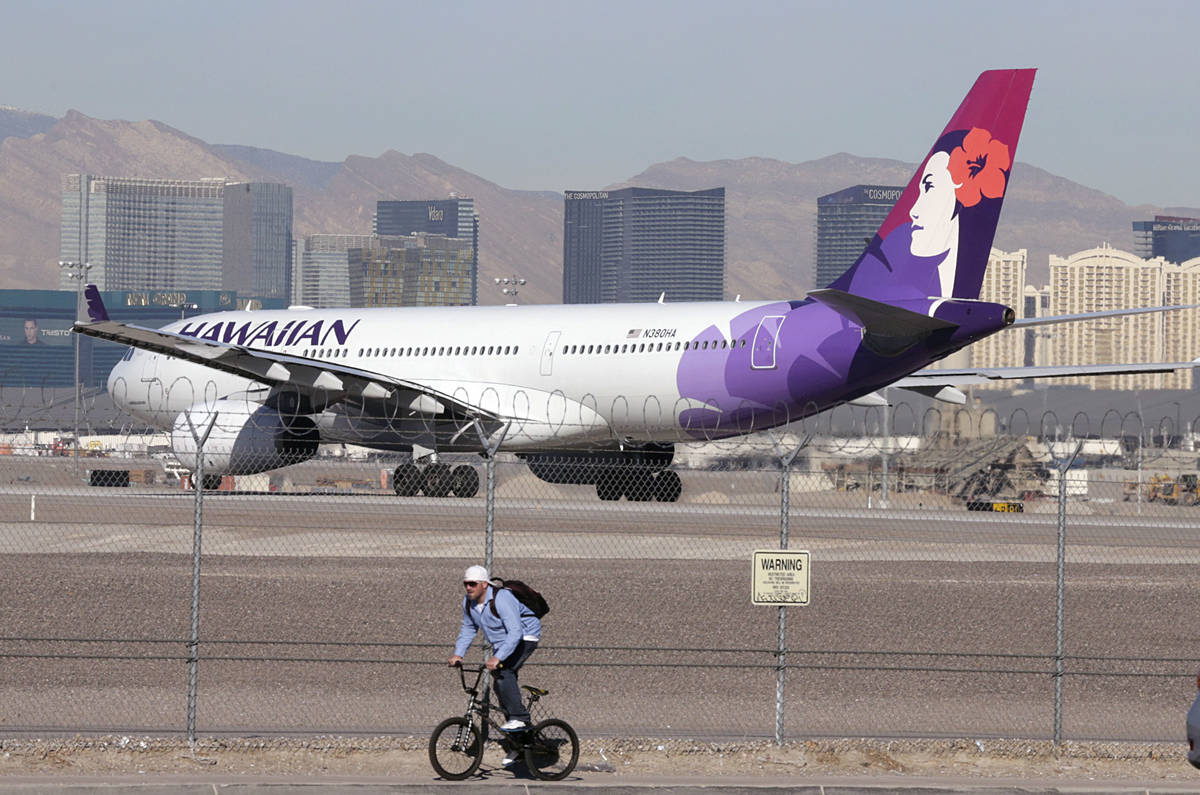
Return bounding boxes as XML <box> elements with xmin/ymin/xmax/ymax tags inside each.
<box><xmin>594</xmin><ymin>468</ymin><xmax>681</xmax><ymax>502</ymax></box>
<box><xmin>450</xmin><ymin>465</ymin><xmax>479</xmax><ymax>498</ymax></box>
<box><xmin>654</xmin><ymin>470</ymin><xmax>682</xmax><ymax>502</ymax></box>
<box><xmin>423</xmin><ymin>463</ymin><xmax>453</xmax><ymax>498</ymax></box>
<box><xmin>596</xmin><ymin>471</ymin><xmax>623</xmax><ymax>501</ymax></box>
<box><xmin>392</xmin><ymin>462</ymin><xmax>480</xmax><ymax>498</ymax></box>
<box><xmin>393</xmin><ymin>463</ymin><xmax>422</xmax><ymax>496</ymax></box>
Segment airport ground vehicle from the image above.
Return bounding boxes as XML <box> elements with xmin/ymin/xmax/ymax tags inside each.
<box><xmin>428</xmin><ymin>663</ymin><xmax>579</xmax><ymax>781</ymax></box>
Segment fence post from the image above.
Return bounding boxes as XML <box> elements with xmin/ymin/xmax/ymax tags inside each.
<box><xmin>769</xmin><ymin>431</ymin><xmax>812</xmax><ymax>745</ymax></box>
<box><xmin>475</xmin><ymin>421</ymin><xmax>511</xmax><ymax>574</ymax></box>
<box><xmin>1050</xmin><ymin>440</ymin><xmax>1083</xmax><ymax>746</ymax></box>
<box><xmin>880</xmin><ymin>388</ymin><xmax>890</xmax><ymax>509</ymax></box>
<box><xmin>183</xmin><ymin>410</ymin><xmax>218</xmax><ymax>747</ymax></box>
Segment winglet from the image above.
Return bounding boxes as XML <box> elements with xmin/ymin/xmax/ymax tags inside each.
<box><xmin>83</xmin><ymin>284</ymin><xmax>109</xmax><ymax>322</ymax></box>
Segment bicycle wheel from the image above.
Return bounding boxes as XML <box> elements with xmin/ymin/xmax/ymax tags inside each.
<box><xmin>428</xmin><ymin>716</ymin><xmax>484</xmax><ymax>780</ymax></box>
<box><xmin>524</xmin><ymin>717</ymin><xmax>579</xmax><ymax>780</ymax></box>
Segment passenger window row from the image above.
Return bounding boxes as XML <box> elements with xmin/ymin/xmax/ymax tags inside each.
<box><xmin>561</xmin><ymin>339</ymin><xmax>746</xmax><ymax>355</ymax></box>
<box><xmin>304</xmin><ymin>345</ymin><xmax>520</xmax><ymax>359</ymax></box>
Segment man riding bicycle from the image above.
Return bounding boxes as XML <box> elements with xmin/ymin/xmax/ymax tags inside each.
<box><xmin>448</xmin><ymin>565</ymin><xmax>541</xmax><ymax>733</ymax></box>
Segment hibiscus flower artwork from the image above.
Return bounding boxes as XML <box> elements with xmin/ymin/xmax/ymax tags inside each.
<box><xmin>949</xmin><ymin>128</ymin><xmax>1011</xmax><ymax>208</ymax></box>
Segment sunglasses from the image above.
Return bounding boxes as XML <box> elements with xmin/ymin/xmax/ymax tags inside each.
<box><xmin>463</xmin><ymin>581</ymin><xmax>480</xmax><ymax>587</ymax></box>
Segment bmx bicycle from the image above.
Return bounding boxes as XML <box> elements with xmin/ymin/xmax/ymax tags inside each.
<box><xmin>428</xmin><ymin>662</ymin><xmax>579</xmax><ymax>780</ymax></box>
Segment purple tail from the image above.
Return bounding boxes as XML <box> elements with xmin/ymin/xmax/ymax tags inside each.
<box><xmin>830</xmin><ymin>69</ymin><xmax>1036</xmax><ymax>303</ymax></box>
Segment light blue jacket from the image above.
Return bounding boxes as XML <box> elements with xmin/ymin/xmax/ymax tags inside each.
<box><xmin>454</xmin><ymin>585</ymin><xmax>542</xmax><ymax>660</ymax></box>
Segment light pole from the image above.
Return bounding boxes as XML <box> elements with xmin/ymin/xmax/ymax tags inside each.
<box><xmin>171</xmin><ymin>301</ymin><xmax>199</xmax><ymax>320</ymax></box>
<box><xmin>59</xmin><ymin>261</ymin><xmax>92</xmax><ymax>476</ymax></box>
<box><xmin>494</xmin><ymin>275</ymin><xmax>526</xmax><ymax>303</ymax></box>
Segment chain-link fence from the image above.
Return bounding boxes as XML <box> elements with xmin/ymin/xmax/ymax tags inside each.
<box><xmin>1</xmin><ymin>398</ymin><xmax>1197</xmax><ymax>746</ymax></box>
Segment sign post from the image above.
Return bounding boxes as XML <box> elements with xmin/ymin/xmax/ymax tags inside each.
<box><xmin>753</xmin><ymin>548</ymin><xmax>810</xmax><ymax>744</ymax></box>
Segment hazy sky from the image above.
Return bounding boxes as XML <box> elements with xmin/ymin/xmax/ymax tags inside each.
<box><xmin>3</xmin><ymin>0</ymin><xmax>1197</xmax><ymax>207</ymax></box>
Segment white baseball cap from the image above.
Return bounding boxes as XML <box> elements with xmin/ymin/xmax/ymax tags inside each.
<box><xmin>463</xmin><ymin>565</ymin><xmax>489</xmax><ymax>583</ymax></box>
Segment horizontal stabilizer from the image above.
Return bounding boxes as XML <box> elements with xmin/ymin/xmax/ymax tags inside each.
<box><xmin>808</xmin><ymin>289</ymin><xmax>958</xmax><ymax>335</ymax></box>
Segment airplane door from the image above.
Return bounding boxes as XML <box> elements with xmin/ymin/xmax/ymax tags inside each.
<box><xmin>751</xmin><ymin>315</ymin><xmax>785</xmax><ymax>370</ymax></box>
<box><xmin>139</xmin><ymin>352</ymin><xmax>165</xmax><ymax>422</ymax></box>
<box><xmin>540</xmin><ymin>331</ymin><xmax>562</xmax><ymax>376</ymax></box>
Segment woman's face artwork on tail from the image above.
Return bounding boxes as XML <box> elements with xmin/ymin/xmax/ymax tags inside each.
<box><xmin>909</xmin><ymin>150</ymin><xmax>960</xmax><ymax>258</ymax></box>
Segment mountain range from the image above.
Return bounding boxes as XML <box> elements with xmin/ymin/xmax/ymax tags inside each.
<box><xmin>0</xmin><ymin>107</ymin><xmax>1195</xmax><ymax>306</ymax></box>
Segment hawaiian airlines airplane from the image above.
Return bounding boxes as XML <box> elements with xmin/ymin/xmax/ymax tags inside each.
<box><xmin>75</xmin><ymin>69</ymin><xmax>1196</xmax><ymax>501</ymax></box>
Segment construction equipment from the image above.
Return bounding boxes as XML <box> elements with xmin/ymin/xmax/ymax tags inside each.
<box><xmin>1124</xmin><ymin>473</ymin><xmax>1200</xmax><ymax>505</ymax></box>
<box><xmin>1160</xmin><ymin>473</ymin><xmax>1200</xmax><ymax>506</ymax></box>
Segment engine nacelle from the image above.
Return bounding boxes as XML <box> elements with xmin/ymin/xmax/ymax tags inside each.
<box><xmin>171</xmin><ymin>400</ymin><xmax>319</xmax><ymax>476</ymax></box>
<box><xmin>519</xmin><ymin>444</ymin><xmax>673</xmax><ymax>485</ymax></box>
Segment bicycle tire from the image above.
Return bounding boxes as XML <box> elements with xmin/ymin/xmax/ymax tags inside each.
<box><xmin>524</xmin><ymin>717</ymin><xmax>579</xmax><ymax>780</ymax></box>
<box><xmin>428</xmin><ymin>716</ymin><xmax>484</xmax><ymax>780</ymax></box>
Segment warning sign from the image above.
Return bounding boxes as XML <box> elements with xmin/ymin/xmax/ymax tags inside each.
<box><xmin>751</xmin><ymin>549</ymin><xmax>810</xmax><ymax>606</ymax></box>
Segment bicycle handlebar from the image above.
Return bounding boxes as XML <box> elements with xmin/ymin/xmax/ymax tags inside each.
<box><xmin>452</xmin><ymin>660</ymin><xmax>503</xmax><ymax>694</ymax></box>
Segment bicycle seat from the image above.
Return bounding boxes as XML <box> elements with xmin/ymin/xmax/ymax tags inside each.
<box><xmin>522</xmin><ymin>685</ymin><xmax>549</xmax><ymax>696</ymax></box>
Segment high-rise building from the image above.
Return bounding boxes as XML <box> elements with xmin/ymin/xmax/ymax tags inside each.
<box><xmin>1132</xmin><ymin>216</ymin><xmax>1200</xmax><ymax>264</ymax></box>
<box><xmin>294</xmin><ymin>234</ymin><xmax>374</xmax><ymax>308</ymax></box>
<box><xmin>815</xmin><ymin>185</ymin><xmax>903</xmax><ymax>289</ymax></box>
<box><xmin>375</xmin><ymin>198</ymin><xmax>479</xmax><ymax>304</ymax></box>
<box><xmin>1046</xmin><ymin>244</ymin><xmax>1190</xmax><ymax>389</ymax></box>
<box><xmin>563</xmin><ymin>187</ymin><xmax>725</xmax><ymax>304</ymax></box>
<box><xmin>223</xmin><ymin>182</ymin><xmax>294</xmax><ymax>300</ymax></box>
<box><xmin>349</xmin><ymin>234</ymin><xmax>475</xmax><ymax>308</ymax></box>
<box><xmin>60</xmin><ymin>175</ymin><xmax>293</xmax><ymax>299</ymax></box>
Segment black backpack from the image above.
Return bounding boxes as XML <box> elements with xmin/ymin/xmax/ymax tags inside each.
<box><xmin>488</xmin><ymin>577</ymin><xmax>550</xmax><ymax>619</ymax></box>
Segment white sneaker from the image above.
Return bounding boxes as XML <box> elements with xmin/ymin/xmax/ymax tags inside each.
<box><xmin>501</xmin><ymin>753</ymin><xmax>518</xmax><ymax>766</ymax></box>
<box><xmin>499</xmin><ymin>719</ymin><xmax>527</xmax><ymax>732</ymax></box>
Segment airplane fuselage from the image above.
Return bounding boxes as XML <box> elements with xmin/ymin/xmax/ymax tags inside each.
<box><xmin>107</xmin><ymin>296</ymin><xmax>1007</xmax><ymax>452</ymax></box>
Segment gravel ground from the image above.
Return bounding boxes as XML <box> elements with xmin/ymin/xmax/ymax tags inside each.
<box><xmin>0</xmin><ymin>735</ymin><xmax>1195</xmax><ymax>782</ymax></box>
<box><xmin>0</xmin><ymin>552</ymin><xmax>1195</xmax><ymax>742</ymax></box>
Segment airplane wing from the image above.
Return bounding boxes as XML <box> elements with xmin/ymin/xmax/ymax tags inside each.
<box><xmin>1010</xmin><ymin>304</ymin><xmax>1200</xmax><ymax>328</ymax></box>
<box><xmin>72</xmin><ymin>287</ymin><xmax>500</xmax><ymax>424</ymax></box>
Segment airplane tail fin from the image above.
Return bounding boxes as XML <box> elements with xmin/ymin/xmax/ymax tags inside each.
<box><xmin>83</xmin><ymin>284</ymin><xmax>110</xmax><ymax>322</ymax></box>
<box><xmin>829</xmin><ymin>69</ymin><xmax>1036</xmax><ymax>303</ymax></box>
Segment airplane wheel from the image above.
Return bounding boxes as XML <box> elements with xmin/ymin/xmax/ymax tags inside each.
<box><xmin>624</xmin><ymin>468</ymin><xmax>655</xmax><ymax>501</ymax></box>
<box><xmin>393</xmin><ymin>463</ymin><xmax>421</xmax><ymax>497</ymax></box>
<box><xmin>424</xmin><ymin>463</ymin><xmax>453</xmax><ymax>498</ymax></box>
<box><xmin>654</xmin><ymin>470</ymin><xmax>682</xmax><ymax>502</ymax></box>
<box><xmin>596</xmin><ymin>471</ymin><xmax>623</xmax><ymax>501</ymax></box>
<box><xmin>450</xmin><ymin>465</ymin><xmax>479</xmax><ymax>498</ymax></box>
<box><xmin>201</xmin><ymin>474</ymin><xmax>223</xmax><ymax>491</ymax></box>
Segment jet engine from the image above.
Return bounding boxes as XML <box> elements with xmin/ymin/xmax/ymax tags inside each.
<box><xmin>170</xmin><ymin>400</ymin><xmax>319</xmax><ymax>476</ymax></box>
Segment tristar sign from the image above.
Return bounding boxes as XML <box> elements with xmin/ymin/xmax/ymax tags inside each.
<box><xmin>751</xmin><ymin>550</ymin><xmax>810</xmax><ymax>606</ymax></box>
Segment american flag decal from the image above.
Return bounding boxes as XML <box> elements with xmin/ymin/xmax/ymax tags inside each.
<box><xmin>626</xmin><ymin>329</ymin><xmax>641</xmax><ymax>339</ymax></box>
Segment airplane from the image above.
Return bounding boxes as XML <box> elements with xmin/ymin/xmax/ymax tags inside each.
<box><xmin>74</xmin><ymin>68</ymin><xmax>1198</xmax><ymax>501</ymax></box>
